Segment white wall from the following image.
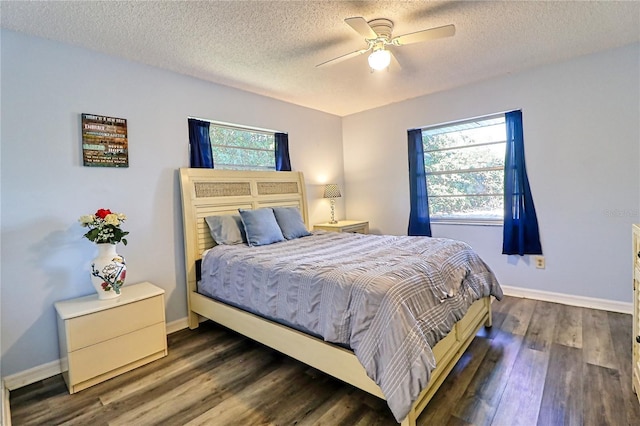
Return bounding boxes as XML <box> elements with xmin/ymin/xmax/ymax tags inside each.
<box><xmin>0</xmin><ymin>30</ymin><xmax>343</xmax><ymax>377</ymax></box>
<box><xmin>343</xmin><ymin>43</ymin><xmax>640</xmax><ymax>304</ymax></box>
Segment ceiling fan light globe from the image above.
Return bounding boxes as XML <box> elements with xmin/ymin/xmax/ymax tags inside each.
<box><xmin>368</xmin><ymin>49</ymin><xmax>391</xmax><ymax>71</ymax></box>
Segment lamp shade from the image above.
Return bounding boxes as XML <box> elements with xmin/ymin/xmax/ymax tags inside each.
<box><xmin>323</xmin><ymin>184</ymin><xmax>341</xmax><ymax>199</ymax></box>
<box><xmin>368</xmin><ymin>49</ymin><xmax>391</xmax><ymax>71</ymax></box>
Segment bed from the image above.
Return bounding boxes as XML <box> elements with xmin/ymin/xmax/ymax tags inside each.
<box><xmin>179</xmin><ymin>168</ymin><xmax>502</xmax><ymax>426</ymax></box>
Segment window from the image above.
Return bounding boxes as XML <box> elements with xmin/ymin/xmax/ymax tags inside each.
<box><xmin>422</xmin><ymin>114</ymin><xmax>506</xmax><ymax>223</ymax></box>
<box><xmin>209</xmin><ymin>123</ymin><xmax>276</xmax><ymax>170</ymax></box>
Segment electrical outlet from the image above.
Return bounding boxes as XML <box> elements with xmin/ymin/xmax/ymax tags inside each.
<box><xmin>535</xmin><ymin>256</ymin><xmax>545</xmax><ymax>269</ymax></box>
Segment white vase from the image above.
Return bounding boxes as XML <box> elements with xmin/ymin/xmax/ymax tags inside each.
<box><xmin>90</xmin><ymin>243</ymin><xmax>126</xmax><ymax>300</ymax></box>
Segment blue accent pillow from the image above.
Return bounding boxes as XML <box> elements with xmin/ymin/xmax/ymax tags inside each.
<box><xmin>273</xmin><ymin>207</ymin><xmax>311</xmax><ymax>240</ymax></box>
<box><xmin>238</xmin><ymin>208</ymin><xmax>285</xmax><ymax>246</ymax></box>
<box><xmin>204</xmin><ymin>215</ymin><xmax>246</xmax><ymax>245</ymax></box>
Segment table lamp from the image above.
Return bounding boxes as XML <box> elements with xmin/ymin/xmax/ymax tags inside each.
<box><xmin>323</xmin><ymin>184</ymin><xmax>341</xmax><ymax>224</ymax></box>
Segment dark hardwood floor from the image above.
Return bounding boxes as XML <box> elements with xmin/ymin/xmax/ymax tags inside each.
<box><xmin>10</xmin><ymin>296</ymin><xmax>640</xmax><ymax>425</ymax></box>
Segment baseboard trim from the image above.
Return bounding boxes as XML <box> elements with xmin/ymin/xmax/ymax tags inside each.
<box><xmin>166</xmin><ymin>317</ymin><xmax>189</xmax><ymax>334</ymax></box>
<box><xmin>3</xmin><ymin>360</ymin><xmax>61</xmax><ymax>391</ymax></box>
<box><xmin>2</xmin><ymin>380</ymin><xmax>12</xmax><ymax>426</ymax></box>
<box><xmin>501</xmin><ymin>285</ymin><xmax>632</xmax><ymax>314</ymax></box>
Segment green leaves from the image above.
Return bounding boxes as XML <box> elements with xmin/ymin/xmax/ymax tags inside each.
<box><xmin>423</xmin><ymin>118</ymin><xmax>506</xmax><ymax>220</ymax></box>
<box><xmin>80</xmin><ymin>212</ymin><xmax>129</xmax><ymax>245</ymax></box>
<box><xmin>209</xmin><ymin>126</ymin><xmax>276</xmax><ymax>170</ymax></box>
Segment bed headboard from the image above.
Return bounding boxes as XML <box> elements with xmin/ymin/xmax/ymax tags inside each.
<box><xmin>179</xmin><ymin>168</ymin><xmax>309</xmax><ymax>300</ymax></box>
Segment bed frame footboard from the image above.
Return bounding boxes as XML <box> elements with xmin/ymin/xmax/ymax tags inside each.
<box><xmin>188</xmin><ymin>289</ymin><xmax>491</xmax><ymax>425</ymax></box>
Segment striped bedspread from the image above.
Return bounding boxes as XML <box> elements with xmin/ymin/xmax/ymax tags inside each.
<box><xmin>199</xmin><ymin>231</ymin><xmax>502</xmax><ymax>422</ymax></box>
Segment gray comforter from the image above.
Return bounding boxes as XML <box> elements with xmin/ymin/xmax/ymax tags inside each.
<box><xmin>199</xmin><ymin>231</ymin><xmax>502</xmax><ymax>422</ymax></box>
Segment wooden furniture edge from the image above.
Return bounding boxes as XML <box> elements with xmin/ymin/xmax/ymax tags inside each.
<box><xmin>65</xmin><ymin>349</ymin><xmax>168</xmax><ymax>394</ymax></box>
<box><xmin>2</xmin><ymin>379</ymin><xmax>10</xmax><ymax>426</ymax></box>
<box><xmin>314</xmin><ymin>220</ymin><xmax>370</xmax><ymax>234</ymax></box>
<box><xmin>632</xmin><ymin>224</ymin><xmax>640</xmax><ymax>403</ymax></box>
<box><xmin>178</xmin><ymin>168</ymin><xmax>491</xmax><ymax>426</ymax></box>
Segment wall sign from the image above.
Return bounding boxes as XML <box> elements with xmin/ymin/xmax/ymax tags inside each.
<box><xmin>82</xmin><ymin>113</ymin><xmax>129</xmax><ymax>167</ymax></box>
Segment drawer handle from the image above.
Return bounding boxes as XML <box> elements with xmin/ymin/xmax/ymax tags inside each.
<box><xmin>637</xmin><ymin>336</ymin><xmax>640</xmax><ymax>344</ymax></box>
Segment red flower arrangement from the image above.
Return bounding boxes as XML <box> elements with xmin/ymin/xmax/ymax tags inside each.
<box><xmin>78</xmin><ymin>208</ymin><xmax>129</xmax><ymax>245</ymax></box>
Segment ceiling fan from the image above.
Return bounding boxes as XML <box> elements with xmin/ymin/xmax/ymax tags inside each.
<box><xmin>316</xmin><ymin>17</ymin><xmax>455</xmax><ymax>71</ymax></box>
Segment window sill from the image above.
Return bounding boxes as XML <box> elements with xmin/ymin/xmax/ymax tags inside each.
<box><xmin>431</xmin><ymin>220</ymin><xmax>503</xmax><ymax>227</ymax></box>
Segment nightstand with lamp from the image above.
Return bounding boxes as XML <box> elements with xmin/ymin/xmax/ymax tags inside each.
<box><xmin>314</xmin><ymin>184</ymin><xmax>369</xmax><ymax>234</ymax></box>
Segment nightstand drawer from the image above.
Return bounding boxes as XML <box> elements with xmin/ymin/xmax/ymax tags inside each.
<box><xmin>340</xmin><ymin>224</ymin><xmax>368</xmax><ymax>234</ymax></box>
<box><xmin>66</xmin><ymin>295</ymin><xmax>164</xmax><ymax>351</ymax></box>
<box><xmin>68</xmin><ymin>322</ymin><xmax>166</xmax><ymax>384</ymax></box>
<box><xmin>314</xmin><ymin>220</ymin><xmax>369</xmax><ymax>234</ymax></box>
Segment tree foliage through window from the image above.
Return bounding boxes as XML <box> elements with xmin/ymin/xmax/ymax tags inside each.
<box><xmin>423</xmin><ymin>116</ymin><xmax>506</xmax><ymax>221</ymax></box>
<box><xmin>209</xmin><ymin>126</ymin><xmax>275</xmax><ymax>170</ymax></box>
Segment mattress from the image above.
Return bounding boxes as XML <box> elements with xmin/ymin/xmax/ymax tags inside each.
<box><xmin>199</xmin><ymin>231</ymin><xmax>502</xmax><ymax>421</ymax></box>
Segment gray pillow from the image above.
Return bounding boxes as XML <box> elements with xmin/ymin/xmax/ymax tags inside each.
<box><xmin>204</xmin><ymin>215</ymin><xmax>246</xmax><ymax>245</ymax></box>
<box><xmin>273</xmin><ymin>207</ymin><xmax>311</xmax><ymax>240</ymax></box>
<box><xmin>238</xmin><ymin>208</ymin><xmax>285</xmax><ymax>246</ymax></box>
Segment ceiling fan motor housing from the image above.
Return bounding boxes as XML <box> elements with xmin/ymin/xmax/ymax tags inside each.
<box><xmin>367</xmin><ymin>18</ymin><xmax>394</xmax><ymax>41</ymax></box>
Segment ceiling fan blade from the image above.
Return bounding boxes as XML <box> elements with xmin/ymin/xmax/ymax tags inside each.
<box><xmin>389</xmin><ymin>50</ymin><xmax>401</xmax><ymax>71</ymax></box>
<box><xmin>392</xmin><ymin>24</ymin><xmax>455</xmax><ymax>46</ymax></box>
<box><xmin>345</xmin><ymin>17</ymin><xmax>378</xmax><ymax>39</ymax></box>
<box><xmin>316</xmin><ymin>48</ymin><xmax>370</xmax><ymax>68</ymax></box>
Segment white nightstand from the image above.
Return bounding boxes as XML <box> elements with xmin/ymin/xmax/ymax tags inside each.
<box><xmin>54</xmin><ymin>281</ymin><xmax>168</xmax><ymax>394</ymax></box>
<box><xmin>314</xmin><ymin>220</ymin><xmax>369</xmax><ymax>234</ymax></box>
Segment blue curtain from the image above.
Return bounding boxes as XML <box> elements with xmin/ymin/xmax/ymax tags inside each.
<box><xmin>188</xmin><ymin>118</ymin><xmax>213</xmax><ymax>168</ymax></box>
<box><xmin>407</xmin><ymin>129</ymin><xmax>432</xmax><ymax>236</ymax></box>
<box><xmin>503</xmin><ymin>110</ymin><xmax>542</xmax><ymax>255</ymax></box>
<box><xmin>275</xmin><ymin>132</ymin><xmax>292</xmax><ymax>171</ymax></box>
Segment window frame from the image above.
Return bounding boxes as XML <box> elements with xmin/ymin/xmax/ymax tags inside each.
<box><xmin>421</xmin><ymin>113</ymin><xmax>507</xmax><ymax>226</ymax></box>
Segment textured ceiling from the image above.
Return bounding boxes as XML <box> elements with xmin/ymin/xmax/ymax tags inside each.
<box><xmin>2</xmin><ymin>1</ymin><xmax>639</xmax><ymax>116</ymax></box>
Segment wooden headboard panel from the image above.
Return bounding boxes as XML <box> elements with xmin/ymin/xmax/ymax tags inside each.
<box><xmin>179</xmin><ymin>168</ymin><xmax>309</xmax><ymax>301</ymax></box>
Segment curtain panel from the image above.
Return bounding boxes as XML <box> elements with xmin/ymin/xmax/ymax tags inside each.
<box><xmin>188</xmin><ymin>118</ymin><xmax>214</xmax><ymax>168</ymax></box>
<box><xmin>503</xmin><ymin>110</ymin><xmax>543</xmax><ymax>255</ymax></box>
<box><xmin>407</xmin><ymin>129</ymin><xmax>432</xmax><ymax>237</ymax></box>
<box><xmin>275</xmin><ymin>133</ymin><xmax>292</xmax><ymax>171</ymax></box>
